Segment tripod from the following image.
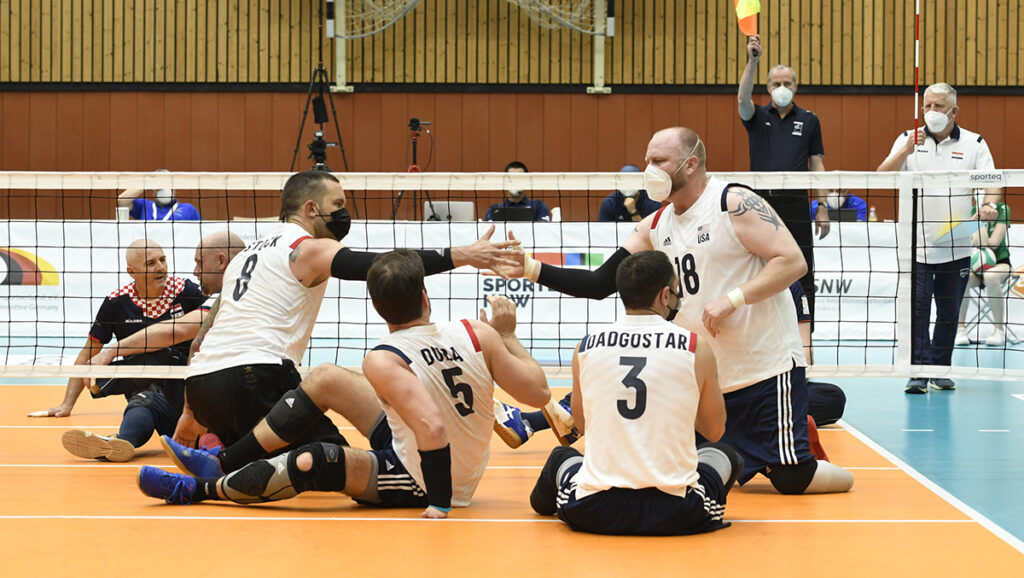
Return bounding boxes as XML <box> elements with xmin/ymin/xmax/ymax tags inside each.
<box><xmin>391</xmin><ymin>117</ymin><xmax>439</xmax><ymax>221</ymax></box>
<box><xmin>291</xmin><ymin>2</ymin><xmax>351</xmax><ymax>178</ymax></box>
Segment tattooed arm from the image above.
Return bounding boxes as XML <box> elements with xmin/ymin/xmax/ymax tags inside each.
<box><xmin>702</xmin><ymin>187</ymin><xmax>807</xmax><ymax>336</ymax></box>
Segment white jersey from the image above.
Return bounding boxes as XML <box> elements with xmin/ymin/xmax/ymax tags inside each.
<box><xmin>883</xmin><ymin>124</ymin><xmax>995</xmax><ymax>264</ymax></box>
<box><xmin>187</xmin><ymin>223</ymin><xmax>327</xmax><ymax>377</ymax></box>
<box><xmin>374</xmin><ymin>321</ymin><xmax>495</xmax><ymax>508</ymax></box>
<box><xmin>572</xmin><ymin>315</ymin><xmax>702</xmax><ymax>500</ymax></box>
<box><xmin>649</xmin><ymin>176</ymin><xmax>805</xmax><ymax>393</ymax></box>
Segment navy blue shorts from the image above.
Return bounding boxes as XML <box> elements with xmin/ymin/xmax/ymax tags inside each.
<box><xmin>722</xmin><ymin>366</ymin><xmax>812</xmax><ymax>484</ymax></box>
<box><xmin>555</xmin><ymin>462</ymin><xmax>729</xmax><ymax>536</ymax></box>
<box><xmin>356</xmin><ymin>416</ymin><xmax>428</xmax><ymax>509</ymax></box>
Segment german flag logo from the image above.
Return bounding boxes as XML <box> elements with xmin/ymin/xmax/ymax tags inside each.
<box><xmin>0</xmin><ymin>248</ymin><xmax>60</xmax><ymax>286</ymax></box>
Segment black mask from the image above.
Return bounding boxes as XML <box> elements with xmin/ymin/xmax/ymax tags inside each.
<box><xmin>665</xmin><ymin>289</ymin><xmax>681</xmax><ymax>322</ymax></box>
<box><xmin>320</xmin><ymin>207</ymin><xmax>351</xmax><ymax>241</ymax></box>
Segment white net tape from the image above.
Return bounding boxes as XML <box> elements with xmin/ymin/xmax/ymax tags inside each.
<box><xmin>3</xmin><ymin>170</ymin><xmax>1023</xmax><ymax>381</ymax></box>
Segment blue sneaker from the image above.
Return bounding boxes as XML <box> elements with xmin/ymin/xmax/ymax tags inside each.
<box><xmin>138</xmin><ymin>466</ymin><xmax>197</xmax><ymax>505</ymax></box>
<box><xmin>493</xmin><ymin>400</ymin><xmax>534</xmax><ymax>448</ymax></box>
<box><xmin>160</xmin><ymin>435</ymin><xmax>223</xmax><ymax>478</ymax></box>
<box><xmin>542</xmin><ymin>398</ymin><xmax>581</xmax><ymax>446</ymax></box>
<box><xmin>929</xmin><ymin>378</ymin><xmax>956</xmax><ymax>391</ymax></box>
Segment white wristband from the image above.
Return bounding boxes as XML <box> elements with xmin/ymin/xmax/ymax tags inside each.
<box><xmin>523</xmin><ymin>254</ymin><xmax>541</xmax><ymax>282</ymax></box>
<box><xmin>727</xmin><ymin>288</ymin><xmax>746</xmax><ymax>310</ymax></box>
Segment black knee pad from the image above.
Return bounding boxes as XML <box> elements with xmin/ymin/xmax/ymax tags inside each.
<box><xmin>265</xmin><ymin>387</ymin><xmax>322</xmax><ymax>443</ymax></box>
<box><xmin>125</xmin><ymin>389</ymin><xmax>160</xmax><ymax>412</ymax></box>
<box><xmin>287</xmin><ymin>442</ymin><xmax>347</xmax><ymax>493</ymax></box>
<box><xmin>807</xmin><ymin>381</ymin><xmax>847</xmax><ymax>427</ymax></box>
<box><xmin>765</xmin><ymin>460</ymin><xmax>819</xmax><ymax>495</ymax></box>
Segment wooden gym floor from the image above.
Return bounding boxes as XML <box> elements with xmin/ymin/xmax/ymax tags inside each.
<box><xmin>1</xmin><ymin>382</ymin><xmax>1021</xmax><ymax>577</ymax></box>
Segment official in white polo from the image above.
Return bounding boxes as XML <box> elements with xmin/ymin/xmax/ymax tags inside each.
<box><xmin>877</xmin><ymin>82</ymin><xmax>1002</xmax><ymax>394</ymax></box>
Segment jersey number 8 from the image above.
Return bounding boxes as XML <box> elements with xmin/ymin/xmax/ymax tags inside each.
<box><xmin>233</xmin><ymin>254</ymin><xmax>259</xmax><ymax>301</ymax></box>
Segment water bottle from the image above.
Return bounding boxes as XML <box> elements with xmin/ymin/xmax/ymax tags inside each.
<box><xmin>868</xmin><ymin>206</ymin><xmax>878</xmax><ymax>222</ymax></box>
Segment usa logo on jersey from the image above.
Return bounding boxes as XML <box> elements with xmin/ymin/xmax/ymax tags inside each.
<box><xmin>697</xmin><ymin>223</ymin><xmax>711</xmax><ymax>244</ymax></box>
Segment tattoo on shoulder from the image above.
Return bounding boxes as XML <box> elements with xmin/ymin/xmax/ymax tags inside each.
<box><xmin>728</xmin><ymin>189</ymin><xmax>781</xmax><ymax>229</ymax></box>
<box><xmin>289</xmin><ymin>245</ymin><xmax>301</xmax><ymax>263</ymax></box>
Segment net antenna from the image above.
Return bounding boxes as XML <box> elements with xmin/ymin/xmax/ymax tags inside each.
<box><xmin>507</xmin><ymin>0</ymin><xmax>601</xmax><ymax>34</ymax></box>
<box><xmin>328</xmin><ymin>0</ymin><xmax>423</xmax><ymax>39</ymax></box>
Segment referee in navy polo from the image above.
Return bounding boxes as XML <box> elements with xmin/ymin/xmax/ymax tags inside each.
<box><xmin>738</xmin><ymin>34</ymin><xmax>833</xmax><ymax>323</ymax></box>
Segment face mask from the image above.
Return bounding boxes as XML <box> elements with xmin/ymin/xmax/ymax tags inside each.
<box><xmin>924</xmin><ymin>110</ymin><xmax>951</xmax><ymax>133</ymax></box>
<box><xmin>155</xmin><ymin>189</ymin><xmax>175</xmax><ymax>206</ymax></box>
<box><xmin>644</xmin><ymin>139</ymin><xmax>700</xmax><ymax>203</ymax></box>
<box><xmin>665</xmin><ymin>289</ymin><xmax>681</xmax><ymax>322</ymax></box>
<box><xmin>507</xmin><ymin>189</ymin><xmax>524</xmax><ymax>200</ymax></box>
<box><xmin>826</xmin><ymin>193</ymin><xmax>846</xmax><ymax>209</ymax></box>
<box><xmin>620</xmin><ymin>189</ymin><xmax>639</xmax><ymax>198</ymax></box>
<box><xmin>771</xmin><ymin>86</ymin><xmax>794</xmax><ymax>108</ymax></box>
<box><xmin>319</xmin><ymin>207</ymin><xmax>351</xmax><ymax>241</ymax></box>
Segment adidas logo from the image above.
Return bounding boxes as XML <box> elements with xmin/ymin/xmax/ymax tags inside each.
<box><xmin>277</xmin><ymin>462</ymin><xmax>286</xmax><ymax>474</ymax></box>
<box><xmin>385</xmin><ymin>460</ymin><xmax>395</xmax><ymax>471</ymax></box>
<box><xmin>285</xmin><ymin>397</ymin><xmax>295</xmax><ymax>408</ymax></box>
<box><xmin>662</xmin><ymin>237</ymin><xmax>672</xmax><ymax>246</ymax></box>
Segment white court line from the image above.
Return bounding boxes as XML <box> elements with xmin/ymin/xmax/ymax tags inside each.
<box><xmin>839</xmin><ymin>420</ymin><xmax>1024</xmax><ymax>555</ymax></box>
<box><xmin>1012</xmin><ymin>394</ymin><xmax>1024</xmax><ymax>403</ymax></box>
<box><xmin>0</xmin><ymin>514</ymin><xmax>973</xmax><ymax>524</ymax></box>
<box><xmin>901</xmin><ymin>428</ymin><xmax>934</xmax><ymax>432</ymax></box>
<box><xmin>978</xmin><ymin>429</ymin><xmax>1011</xmax><ymax>433</ymax></box>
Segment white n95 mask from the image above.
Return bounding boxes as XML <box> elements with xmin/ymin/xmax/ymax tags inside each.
<box><xmin>924</xmin><ymin>110</ymin><xmax>951</xmax><ymax>133</ymax></box>
<box><xmin>155</xmin><ymin>189</ymin><xmax>175</xmax><ymax>205</ymax></box>
<box><xmin>621</xmin><ymin>189</ymin><xmax>639</xmax><ymax>198</ymax></box>
<box><xmin>771</xmin><ymin>86</ymin><xmax>794</xmax><ymax>108</ymax></box>
<box><xmin>644</xmin><ymin>138</ymin><xmax>700</xmax><ymax>203</ymax></box>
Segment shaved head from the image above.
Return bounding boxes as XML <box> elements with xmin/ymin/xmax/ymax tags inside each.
<box><xmin>650</xmin><ymin>127</ymin><xmax>706</xmax><ymax>170</ymax></box>
<box><xmin>194</xmin><ymin>230</ymin><xmax>246</xmax><ymax>294</ymax></box>
<box><xmin>125</xmin><ymin>239</ymin><xmax>168</xmax><ymax>298</ymax></box>
<box><xmin>125</xmin><ymin>239</ymin><xmax>163</xmax><ymax>269</ymax></box>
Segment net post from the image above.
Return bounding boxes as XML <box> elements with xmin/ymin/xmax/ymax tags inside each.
<box><xmin>895</xmin><ymin>171</ymin><xmax>916</xmax><ymax>376</ymax></box>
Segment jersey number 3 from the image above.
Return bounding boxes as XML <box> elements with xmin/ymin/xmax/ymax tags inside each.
<box><xmin>232</xmin><ymin>254</ymin><xmax>258</xmax><ymax>301</ymax></box>
<box><xmin>617</xmin><ymin>356</ymin><xmax>647</xmax><ymax>419</ymax></box>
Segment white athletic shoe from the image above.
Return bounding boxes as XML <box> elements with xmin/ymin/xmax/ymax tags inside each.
<box><xmin>985</xmin><ymin>329</ymin><xmax>1006</xmax><ymax>347</ymax></box>
<box><xmin>954</xmin><ymin>329</ymin><xmax>971</xmax><ymax>346</ymax></box>
<box><xmin>61</xmin><ymin>429</ymin><xmax>135</xmax><ymax>462</ymax></box>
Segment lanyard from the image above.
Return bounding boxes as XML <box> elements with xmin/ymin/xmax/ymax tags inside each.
<box><xmin>153</xmin><ymin>201</ymin><xmax>178</xmax><ymax>221</ymax></box>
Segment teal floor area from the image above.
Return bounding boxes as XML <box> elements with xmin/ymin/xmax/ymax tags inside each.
<box><xmin>837</xmin><ymin>375</ymin><xmax>1024</xmax><ymax>543</ymax></box>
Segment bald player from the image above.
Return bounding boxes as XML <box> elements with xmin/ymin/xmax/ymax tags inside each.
<box><xmin>506</xmin><ymin>127</ymin><xmax>853</xmax><ymax>495</ymax></box>
<box><xmin>33</xmin><ymin>239</ymin><xmax>207</xmax><ymax>462</ymax></box>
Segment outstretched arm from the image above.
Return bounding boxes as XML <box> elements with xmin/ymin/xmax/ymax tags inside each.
<box><xmin>513</xmin><ymin>219</ymin><xmax>654</xmax><ymax>299</ymax></box>
<box><xmin>738</xmin><ymin>35</ymin><xmax>761</xmax><ymax>121</ymax></box>
<box><xmin>92</xmin><ymin>309</ymin><xmax>206</xmax><ymax>364</ymax></box>
<box><xmin>30</xmin><ymin>337</ymin><xmax>103</xmax><ymax>417</ymax></box>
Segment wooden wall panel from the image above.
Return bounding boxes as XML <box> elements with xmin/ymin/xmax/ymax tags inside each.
<box><xmin>3</xmin><ymin>1</ymin><xmax>1024</xmax><ymax>87</ymax></box>
<box><xmin>3</xmin><ymin>90</ymin><xmax>1024</xmax><ymax>222</ymax></box>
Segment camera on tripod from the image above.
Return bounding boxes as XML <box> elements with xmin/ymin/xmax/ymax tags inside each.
<box><xmin>307</xmin><ymin>130</ymin><xmax>337</xmax><ymax>172</ymax></box>
<box><xmin>407</xmin><ymin>117</ymin><xmax>431</xmax><ymax>132</ymax></box>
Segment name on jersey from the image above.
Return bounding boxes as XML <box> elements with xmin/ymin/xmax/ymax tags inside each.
<box><xmin>420</xmin><ymin>345</ymin><xmax>465</xmax><ymax>365</ymax></box>
<box><xmin>246</xmin><ymin>235</ymin><xmax>281</xmax><ymax>252</ymax></box>
<box><xmin>582</xmin><ymin>330</ymin><xmax>694</xmax><ymax>352</ymax></box>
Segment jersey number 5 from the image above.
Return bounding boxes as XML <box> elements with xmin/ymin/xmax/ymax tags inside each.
<box><xmin>441</xmin><ymin>367</ymin><xmax>475</xmax><ymax>417</ymax></box>
<box><xmin>232</xmin><ymin>254</ymin><xmax>258</xmax><ymax>301</ymax></box>
<box><xmin>617</xmin><ymin>356</ymin><xmax>647</xmax><ymax>419</ymax></box>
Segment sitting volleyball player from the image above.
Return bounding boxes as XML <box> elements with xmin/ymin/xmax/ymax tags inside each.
<box><xmin>499</xmin><ymin>127</ymin><xmax>852</xmax><ymax>495</ymax></box>
<box><xmin>138</xmin><ymin>250</ymin><xmax>551</xmax><ymax>518</ymax></box>
<box><xmin>495</xmin><ymin>281</ymin><xmax>846</xmax><ymax>449</ymax></box>
<box><xmin>32</xmin><ymin>239</ymin><xmax>205</xmax><ymax>461</ymax></box>
<box><xmin>529</xmin><ymin>251</ymin><xmax>743</xmax><ymax>535</ymax></box>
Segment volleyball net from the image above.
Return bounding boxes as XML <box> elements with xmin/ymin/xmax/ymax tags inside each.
<box><xmin>2</xmin><ymin>169</ymin><xmax>1023</xmax><ymax>382</ymax></box>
